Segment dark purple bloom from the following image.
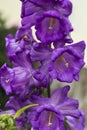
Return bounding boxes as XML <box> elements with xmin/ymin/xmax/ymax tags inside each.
<box><xmin>31</xmin><ymin>41</ymin><xmax>85</xmax><ymax>83</ymax></box>
<box><xmin>20</xmin><ymin>0</ymin><xmax>73</xmax><ymax>44</ymax></box>
<box><xmin>66</xmin><ymin>111</ymin><xmax>85</xmax><ymax>130</ymax></box>
<box><xmin>6</xmin><ymin>30</ymin><xmax>34</xmax><ymax>62</ymax></box>
<box><xmin>0</xmin><ymin>0</ymin><xmax>86</xmax><ymax>129</ymax></box>
<box><xmin>1</xmin><ymin>37</ymin><xmax>50</xmax><ymax>95</ymax></box>
<box><xmin>53</xmin><ymin>37</ymin><xmax>73</xmax><ymax>49</ymax></box>
<box><xmin>31</xmin><ymin>86</ymin><xmax>83</xmax><ymax>130</ymax></box>
<box><xmin>15</xmin><ymin>26</ymin><xmax>34</xmax><ymax>43</ymax></box>
<box><xmin>30</xmin><ymin>42</ymin><xmax>53</xmax><ymax>86</ymax></box>
<box><xmin>21</xmin><ymin>0</ymin><xmax>43</xmax><ymax>27</ymax></box>
<box><xmin>6</xmin><ymin>34</ymin><xmax>24</xmax><ymax>60</ymax></box>
<box><xmin>21</xmin><ymin>0</ymin><xmax>72</xmax><ymax>18</ymax></box>
<box><xmin>30</xmin><ymin>0</ymin><xmax>72</xmax><ymax>16</ymax></box>
<box><xmin>49</xmin><ymin>41</ymin><xmax>85</xmax><ymax>82</ymax></box>
<box><xmin>0</xmin><ymin>63</ymin><xmax>29</xmax><ymax>95</ymax></box>
<box><xmin>21</xmin><ymin>0</ymin><xmax>72</xmax><ymax>35</ymax></box>
<box><xmin>0</xmin><ymin>40</ymin><xmax>45</xmax><ymax>95</ymax></box>
<box><xmin>35</xmin><ymin>10</ymin><xmax>73</xmax><ymax>43</ymax></box>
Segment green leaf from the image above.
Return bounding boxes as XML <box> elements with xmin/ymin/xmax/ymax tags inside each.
<box><xmin>0</xmin><ymin>121</ymin><xmax>5</xmax><ymax>128</ymax></box>
<box><xmin>14</xmin><ymin>104</ymin><xmax>38</xmax><ymax>119</ymax></box>
<box><xmin>64</xmin><ymin>120</ymin><xmax>72</xmax><ymax>130</ymax></box>
<box><xmin>0</xmin><ymin>114</ymin><xmax>18</xmax><ymax>130</ymax></box>
<box><xmin>5</xmin><ymin>126</ymin><xmax>18</xmax><ymax>130</ymax></box>
<box><xmin>7</xmin><ymin>117</ymin><xmax>14</xmax><ymax>126</ymax></box>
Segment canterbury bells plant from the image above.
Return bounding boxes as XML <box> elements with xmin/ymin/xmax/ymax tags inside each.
<box><xmin>0</xmin><ymin>0</ymin><xmax>86</xmax><ymax>130</ymax></box>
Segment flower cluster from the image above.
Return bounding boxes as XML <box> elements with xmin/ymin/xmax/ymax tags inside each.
<box><xmin>0</xmin><ymin>0</ymin><xmax>86</xmax><ymax>130</ymax></box>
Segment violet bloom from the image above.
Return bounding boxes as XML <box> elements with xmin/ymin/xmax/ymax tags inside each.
<box><xmin>21</xmin><ymin>0</ymin><xmax>73</xmax><ymax>44</ymax></box>
<box><xmin>21</xmin><ymin>0</ymin><xmax>72</xmax><ymax>18</ymax></box>
<box><xmin>0</xmin><ymin>63</ymin><xmax>29</xmax><ymax>95</ymax></box>
<box><xmin>35</xmin><ymin>10</ymin><xmax>73</xmax><ymax>43</ymax></box>
<box><xmin>6</xmin><ymin>27</ymin><xmax>34</xmax><ymax>62</ymax></box>
<box><xmin>49</xmin><ymin>41</ymin><xmax>85</xmax><ymax>82</ymax></box>
<box><xmin>31</xmin><ymin>41</ymin><xmax>85</xmax><ymax>83</ymax></box>
<box><xmin>21</xmin><ymin>0</ymin><xmax>43</xmax><ymax>27</ymax></box>
<box><xmin>0</xmin><ymin>41</ymin><xmax>44</xmax><ymax>95</ymax></box>
<box><xmin>66</xmin><ymin>111</ymin><xmax>85</xmax><ymax>130</ymax></box>
<box><xmin>0</xmin><ymin>53</ymin><xmax>44</xmax><ymax>95</ymax></box>
<box><xmin>5</xmin><ymin>34</ymin><xmax>24</xmax><ymax>61</ymax></box>
<box><xmin>31</xmin><ymin>86</ymin><xmax>84</xmax><ymax>130</ymax></box>
<box><xmin>15</xmin><ymin>26</ymin><xmax>34</xmax><ymax>43</ymax></box>
<box><xmin>21</xmin><ymin>0</ymin><xmax>72</xmax><ymax>29</ymax></box>
<box><xmin>30</xmin><ymin>42</ymin><xmax>53</xmax><ymax>86</ymax></box>
<box><xmin>29</xmin><ymin>0</ymin><xmax>72</xmax><ymax>17</ymax></box>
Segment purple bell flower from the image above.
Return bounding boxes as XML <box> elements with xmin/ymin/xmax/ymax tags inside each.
<box><xmin>35</xmin><ymin>10</ymin><xmax>73</xmax><ymax>43</ymax></box>
<box><xmin>21</xmin><ymin>0</ymin><xmax>72</xmax><ymax>18</ymax></box>
<box><xmin>29</xmin><ymin>0</ymin><xmax>72</xmax><ymax>16</ymax></box>
<box><xmin>49</xmin><ymin>41</ymin><xmax>85</xmax><ymax>82</ymax></box>
<box><xmin>0</xmin><ymin>63</ymin><xmax>29</xmax><ymax>95</ymax></box>
<box><xmin>31</xmin><ymin>41</ymin><xmax>85</xmax><ymax>83</ymax></box>
<box><xmin>21</xmin><ymin>0</ymin><xmax>72</xmax><ymax>32</ymax></box>
<box><xmin>31</xmin><ymin>86</ymin><xmax>84</xmax><ymax>130</ymax></box>
<box><xmin>0</xmin><ymin>46</ymin><xmax>45</xmax><ymax>95</ymax></box>
<box><xmin>0</xmin><ymin>0</ymin><xmax>86</xmax><ymax>129</ymax></box>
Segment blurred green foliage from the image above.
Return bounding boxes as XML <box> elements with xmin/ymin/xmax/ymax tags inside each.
<box><xmin>0</xmin><ymin>12</ymin><xmax>17</xmax><ymax>110</ymax></box>
<box><xmin>0</xmin><ymin>12</ymin><xmax>6</xmax><ymax>29</ymax></box>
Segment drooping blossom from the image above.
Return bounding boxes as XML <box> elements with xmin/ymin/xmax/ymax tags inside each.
<box><xmin>31</xmin><ymin>41</ymin><xmax>85</xmax><ymax>83</ymax></box>
<box><xmin>30</xmin><ymin>86</ymin><xmax>85</xmax><ymax>130</ymax></box>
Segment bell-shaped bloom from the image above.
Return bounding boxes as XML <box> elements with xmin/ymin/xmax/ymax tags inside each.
<box><xmin>35</xmin><ymin>10</ymin><xmax>73</xmax><ymax>43</ymax></box>
<box><xmin>21</xmin><ymin>0</ymin><xmax>72</xmax><ymax>18</ymax></box>
<box><xmin>21</xmin><ymin>0</ymin><xmax>73</xmax><ymax>44</ymax></box>
<box><xmin>49</xmin><ymin>41</ymin><xmax>85</xmax><ymax>82</ymax></box>
<box><xmin>31</xmin><ymin>41</ymin><xmax>85</xmax><ymax>83</ymax></box>
<box><xmin>29</xmin><ymin>0</ymin><xmax>72</xmax><ymax>16</ymax></box>
<box><xmin>21</xmin><ymin>0</ymin><xmax>72</xmax><ymax>29</ymax></box>
<box><xmin>0</xmin><ymin>51</ymin><xmax>44</xmax><ymax>95</ymax></box>
<box><xmin>0</xmin><ymin>63</ymin><xmax>29</xmax><ymax>95</ymax></box>
<box><xmin>31</xmin><ymin>86</ymin><xmax>84</xmax><ymax>130</ymax></box>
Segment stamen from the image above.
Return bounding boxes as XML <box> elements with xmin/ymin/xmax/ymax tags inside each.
<box><xmin>48</xmin><ymin>112</ymin><xmax>53</xmax><ymax>126</ymax></box>
<box><xmin>65</xmin><ymin>63</ymin><xmax>69</xmax><ymax>68</ymax></box>
<box><xmin>54</xmin><ymin>56</ymin><xmax>69</xmax><ymax>72</ymax></box>
<box><xmin>60</xmin><ymin>56</ymin><xmax>69</xmax><ymax>68</ymax></box>
<box><xmin>49</xmin><ymin>18</ymin><xmax>55</xmax><ymax>30</ymax></box>
<box><xmin>5</xmin><ymin>79</ymin><xmax>10</xmax><ymax>83</ymax></box>
<box><xmin>22</xmin><ymin>35</ymin><xmax>28</xmax><ymax>39</ymax></box>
